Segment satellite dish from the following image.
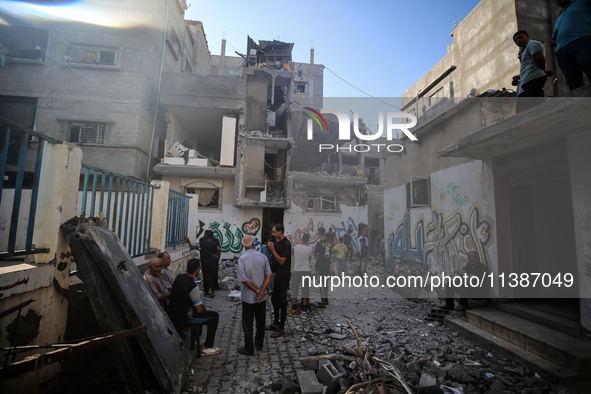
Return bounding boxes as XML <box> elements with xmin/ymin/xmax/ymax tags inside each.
<box><xmin>297</xmin><ymin>64</ymin><xmax>303</xmax><ymax>78</ymax></box>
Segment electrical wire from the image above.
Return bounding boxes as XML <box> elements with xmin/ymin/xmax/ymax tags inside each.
<box><xmin>324</xmin><ymin>66</ymin><xmax>400</xmax><ymax>109</ymax></box>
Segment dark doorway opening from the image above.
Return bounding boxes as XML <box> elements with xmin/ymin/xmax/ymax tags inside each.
<box><xmin>262</xmin><ymin>208</ymin><xmax>284</xmax><ymax>243</ymax></box>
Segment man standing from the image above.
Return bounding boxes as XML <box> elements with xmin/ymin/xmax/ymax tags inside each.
<box><xmin>551</xmin><ymin>0</ymin><xmax>591</xmax><ymax>91</ymax></box>
<box><xmin>356</xmin><ymin>226</ymin><xmax>368</xmax><ymax>261</ymax></box>
<box><xmin>237</xmin><ymin>236</ymin><xmax>272</xmax><ymax>356</ymax></box>
<box><xmin>291</xmin><ymin>233</ymin><xmax>313</xmax><ymax>310</ymax></box>
<box><xmin>512</xmin><ymin>30</ymin><xmax>548</xmax><ymax>97</ymax></box>
<box><xmin>169</xmin><ymin>258</ymin><xmax>221</xmax><ymax>356</ymax></box>
<box><xmin>143</xmin><ymin>257</ymin><xmax>170</xmax><ymax>310</ymax></box>
<box><xmin>186</xmin><ymin>230</ymin><xmax>220</xmax><ymax>297</ymax></box>
<box><xmin>440</xmin><ymin>251</ymin><xmax>488</xmax><ymax>312</ymax></box>
<box><xmin>343</xmin><ymin>228</ymin><xmax>354</xmax><ymax>261</ymax></box>
<box><xmin>266</xmin><ymin>224</ymin><xmax>291</xmax><ymax>338</ymax></box>
<box><xmin>158</xmin><ymin>251</ymin><xmax>175</xmax><ymax>292</ymax></box>
<box><xmin>314</xmin><ymin>227</ymin><xmax>332</xmax><ymax>308</ymax></box>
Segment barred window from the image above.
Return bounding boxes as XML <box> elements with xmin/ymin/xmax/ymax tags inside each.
<box><xmin>186</xmin><ymin>187</ymin><xmax>220</xmax><ymax>209</ymax></box>
<box><xmin>166</xmin><ymin>28</ymin><xmax>182</xmax><ymax>60</ymax></box>
<box><xmin>67</xmin><ymin>122</ymin><xmax>105</xmax><ymax>144</ymax></box>
<box><xmin>307</xmin><ymin>194</ymin><xmax>337</xmax><ymax>212</ymax></box>
<box><xmin>65</xmin><ymin>44</ymin><xmax>117</xmax><ymax>66</ymax></box>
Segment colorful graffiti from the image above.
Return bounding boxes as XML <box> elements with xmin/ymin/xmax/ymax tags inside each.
<box><xmin>440</xmin><ymin>182</ymin><xmax>470</xmax><ymax>207</ymax></box>
<box><xmin>389</xmin><ymin>201</ymin><xmax>400</xmax><ymax>221</ymax></box>
<box><xmin>387</xmin><ymin>204</ymin><xmax>494</xmax><ymax>273</ymax></box>
<box><xmin>241</xmin><ymin>218</ymin><xmax>261</xmax><ymax>235</ymax></box>
<box><xmin>194</xmin><ymin>218</ymin><xmax>261</xmax><ymax>255</ymax></box>
<box><xmin>287</xmin><ymin>217</ymin><xmax>359</xmax><ymax>250</ymax></box>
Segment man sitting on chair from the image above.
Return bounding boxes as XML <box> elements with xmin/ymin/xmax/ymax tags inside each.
<box><xmin>168</xmin><ymin>258</ymin><xmax>221</xmax><ymax>356</ymax></box>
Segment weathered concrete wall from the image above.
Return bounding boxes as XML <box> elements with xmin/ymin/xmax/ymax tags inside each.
<box><xmin>0</xmin><ymin>0</ymin><xmax>198</xmax><ymax>180</ymax></box>
<box><xmin>567</xmin><ymin>131</ymin><xmax>591</xmax><ymax>333</ymax></box>
<box><xmin>384</xmin><ymin>160</ymin><xmax>499</xmax><ymax>298</ymax></box>
<box><xmin>401</xmin><ymin>0</ymin><xmax>567</xmax><ymax>117</ymax></box>
<box><xmin>0</xmin><ymin>142</ymin><xmax>82</xmax><ymax>391</ymax></box>
<box><xmin>291</xmin><ymin>62</ymin><xmax>325</xmax><ymax>99</ymax></box>
<box><xmin>187</xmin><ymin>21</ymin><xmax>211</xmax><ymax>74</ymax></box>
<box><xmin>287</xmin><ymin>181</ymin><xmax>367</xmax><ymax>252</ymax></box>
<box><xmin>386</xmin><ymin>98</ymin><xmax>514</xmax><ymax>190</ymax></box>
<box><xmin>285</xmin><ymin>201</ymin><xmax>367</xmax><ymax>253</ymax></box>
<box><xmin>246</xmin><ymin>72</ymin><xmax>270</xmax><ymax>132</ymax></box>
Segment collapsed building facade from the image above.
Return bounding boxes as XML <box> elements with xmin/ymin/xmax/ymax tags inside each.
<box><xmin>155</xmin><ymin>36</ymin><xmax>371</xmax><ymax>258</ymax></box>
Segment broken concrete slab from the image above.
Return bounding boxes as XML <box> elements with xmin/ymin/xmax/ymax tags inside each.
<box><xmin>297</xmin><ymin>370</ymin><xmax>325</xmax><ymax>394</ymax></box>
<box><xmin>61</xmin><ymin>216</ymin><xmax>190</xmax><ymax>393</ymax></box>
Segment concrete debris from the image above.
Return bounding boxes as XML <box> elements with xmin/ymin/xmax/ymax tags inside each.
<box><xmin>183</xmin><ymin>256</ymin><xmax>559</xmax><ymax>394</ymax></box>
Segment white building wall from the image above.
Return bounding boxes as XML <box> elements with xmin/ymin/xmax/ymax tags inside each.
<box><xmin>284</xmin><ymin>202</ymin><xmax>368</xmax><ymax>252</ymax></box>
<box><xmin>384</xmin><ymin>160</ymin><xmax>499</xmax><ymax>296</ymax></box>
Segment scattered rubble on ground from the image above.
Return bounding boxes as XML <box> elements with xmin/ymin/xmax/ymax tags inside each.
<box><xmin>187</xmin><ymin>256</ymin><xmax>568</xmax><ymax>394</ymax></box>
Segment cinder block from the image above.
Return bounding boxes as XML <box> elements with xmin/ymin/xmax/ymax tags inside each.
<box><xmin>297</xmin><ymin>370</ymin><xmax>324</xmax><ymax>394</ymax></box>
<box><xmin>317</xmin><ymin>360</ymin><xmax>345</xmax><ymax>393</ymax></box>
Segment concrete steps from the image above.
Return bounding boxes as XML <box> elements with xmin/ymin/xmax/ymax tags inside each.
<box><xmin>445</xmin><ymin>306</ymin><xmax>591</xmax><ymax>381</ymax></box>
<box><xmin>499</xmin><ymin>302</ymin><xmax>582</xmax><ymax>338</ymax></box>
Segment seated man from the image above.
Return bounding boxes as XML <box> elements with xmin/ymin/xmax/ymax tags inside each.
<box><xmin>440</xmin><ymin>251</ymin><xmax>488</xmax><ymax>311</ymax></box>
<box><xmin>168</xmin><ymin>258</ymin><xmax>221</xmax><ymax>356</ymax></box>
<box><xmin>143</xmin><ymin>257</ymin><xmax>170</xmax><ymax>310</ymax></box>
<box><xmin>158</xmin><ymin>251</ymin><xmax>175</xmax><ymax>292</ymax></box>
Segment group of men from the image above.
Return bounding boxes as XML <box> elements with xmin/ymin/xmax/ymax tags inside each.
<box><xmin>512</xmin><ymin>0</ymin><xmax>591</xmax><ymax>97</ymax></box>
<box><xmin>144</xmin><ymin>251</ymin><xmax>222</xmax><ymax>356</ymax></box>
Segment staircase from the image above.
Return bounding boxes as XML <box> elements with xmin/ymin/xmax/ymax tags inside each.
<box><xmin>444</xmin><ymin>301</ymin><xmax>591</xmax><ymax>382</ymax></box>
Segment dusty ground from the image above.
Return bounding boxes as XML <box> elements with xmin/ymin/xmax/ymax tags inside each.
<box><xmin>180</xmin><ymin>257</ymin><xmax>574</xmax><ymax>394</ymax></box>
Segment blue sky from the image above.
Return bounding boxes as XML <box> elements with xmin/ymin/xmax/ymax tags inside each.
<box><xmin>185</xmin><ymin>0</ymin><xmax>481</xmax><ymax>97</ymax></box>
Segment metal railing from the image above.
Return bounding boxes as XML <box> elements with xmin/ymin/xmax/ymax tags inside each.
<box><xmin>80</xmin><ymin>165</ymin><xmax>156</xmax><ymax>257</ymax></box>
<box><xmin>0</xmin><ymin>117</ymin><xmax>61</xmax><ymax>258</ymax></box>
<box><xmin>166</xmin><ymin>189</ymin><xmax>190</xmax><ymax>247</ymax></box>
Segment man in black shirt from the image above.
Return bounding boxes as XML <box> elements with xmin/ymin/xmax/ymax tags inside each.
<box><xmin>266</xmin><ymin>224</ymin><xmax>291</xmax><ymax>337</ymax></box>
<box><xmin>169</xmin><ymin>258</ymin><xmax>221</xmax><ymax>355</ymax></box>
<box><xmin>440</xmin><ymin>251</ymin><xmax>488</xmax><ymax>311</ymax></box>
<box><xmin>186</xmin><ymin>230</ymin><xmax>220</xmax><ymax>297</ymax></box>
<box><xmin>314</xmin><ymin>227</ymin><xmax>332</xmax><ymax>308</ymax></box>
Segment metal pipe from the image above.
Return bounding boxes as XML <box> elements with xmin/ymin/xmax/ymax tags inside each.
<box><xmin>8</xmin><ymin>132</ymin><xmax>29</xmax><ymax>252</ymax></box>
<box><xmin>145</xmin><ymin>0</ymin><xmax>171</xmax><ymax>181</ymax></box>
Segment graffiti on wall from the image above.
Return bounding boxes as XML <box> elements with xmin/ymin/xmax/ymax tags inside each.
<box><xmin>440</xmin><ymin>182</ymin><xmax>470</xmax><ymax>207</ymax></box>
<box><xmin>389</xmin><ymin>201</ymin><xmax>401</xmax><ymax>221</ymax></box>
<box><xmin>287</xmin><ymin>217</ymin><xmax>360</xmax><ymax>250</ymax></box>
<box><xmin>387</xmin><ymin>204</ymin><xmax>494</xmax><ymax>273</ymax></box>
<box><xmin>194</xmin><ymin>218</ymin><xmax>261</xmax><ymax>256</ymax></box>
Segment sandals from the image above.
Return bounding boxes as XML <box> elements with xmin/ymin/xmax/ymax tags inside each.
<box><xmin>270</xmin><ymin>329</ymin><xmax>285</xmax><ymax>338</ymax></box>
<box><xmin>265</xmin><ymin>324</ymin><xmax>279</xmax><ymax>331</ymax></box>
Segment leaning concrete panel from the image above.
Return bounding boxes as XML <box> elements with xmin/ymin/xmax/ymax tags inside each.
<box><xmin>61</xmin><ymin>216</ymin><xmax>190</xmax><ymax>393</ymax></box>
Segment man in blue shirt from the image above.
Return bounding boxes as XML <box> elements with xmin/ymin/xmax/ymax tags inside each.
<box><xmin>551</xmin><ymin>0</ymin><xmax>591</xmax><ymax>91</ymax></box>
<box><xmin>513</xmin><ymin>30</ymin><xmax>548</xmax><ymax>97</ymax></box>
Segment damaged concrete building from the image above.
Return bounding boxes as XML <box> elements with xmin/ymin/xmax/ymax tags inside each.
<box><xmin>155</xmin><ymin>36</ymin><xmax>370</xmax><ymax>258</ymax></box>
<box><xmin>383</xmin><ymin>0</ymin><xmax>591</xmax><ymax>381</ymax></box>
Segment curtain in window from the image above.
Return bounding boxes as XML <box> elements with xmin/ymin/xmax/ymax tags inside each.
<box><xmin>197</xmin><ymin>188</ymin><xmax>216</xmax><ymax>206</ymax></box>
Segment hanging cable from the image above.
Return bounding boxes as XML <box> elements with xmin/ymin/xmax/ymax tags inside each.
<box><xmin>324</xmin><ymin>66</ymin><xmax>400</xmax><ymax>109</ymax></box>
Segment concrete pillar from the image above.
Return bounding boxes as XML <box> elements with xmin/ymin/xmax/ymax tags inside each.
<box><xmin>567</xmin><ymin>131</ymin><xmax>591</xmax><ymax>334</ymax></box>
<box><xmin>150</xmin><ymin>180</ymin><xmax>170</xmax><ymax>253</ymax></box>
<box><xmin>186</xmin><ymin>193</ymin><xmax>199</xmax><ymax>242</ymax></box>
<box><xmin>221</xmin><ymin>38</ymin><xmax>226</xmax><ymax>71</ymax></box>
<box><xmin>220</xmin><ymin>116</ymin><xmax>236</xmax><ymax>167</ymax></box>
<box><xmin>32</xmin><ymin>142</ymin><xmax>82</xmax><ymax>269</ymax></box>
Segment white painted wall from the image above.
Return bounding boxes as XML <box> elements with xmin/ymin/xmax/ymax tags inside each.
<box><xmin>284</xmin><ymin>202</ymin><xmax>368</xmax><ymax>252</ymax></box>
<box><xmin>384</xmin><ymin>160</ymin><xmax>499</xmax><ymax>296</ymax></box>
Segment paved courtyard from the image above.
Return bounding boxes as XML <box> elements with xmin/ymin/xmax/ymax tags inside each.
<box><xmin>179</xmin><ymin>259</ymin><xmax>563</xmax><ymax>394</ymax></box>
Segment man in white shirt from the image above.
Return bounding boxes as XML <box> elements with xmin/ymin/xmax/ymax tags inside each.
<box><xmin>291</xmin><ymin>233</ymin><xmax>313</xmax><ymax>310</ymax></box>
